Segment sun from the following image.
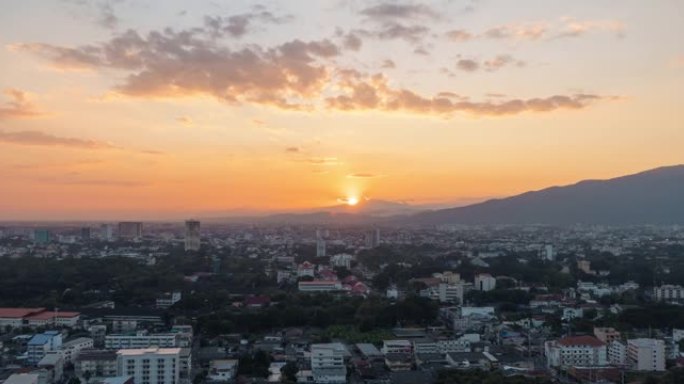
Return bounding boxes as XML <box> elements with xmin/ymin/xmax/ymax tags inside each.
<box><xmin>346</xmin><ymin>196</ymin><xmax>359</xmax><ymax>206</ymax></box>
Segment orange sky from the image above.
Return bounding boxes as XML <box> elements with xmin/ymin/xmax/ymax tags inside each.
<box><xmin>1</xmin><ymin>0</ymin><xmax>683</xmax><ymax>220</ymax></box>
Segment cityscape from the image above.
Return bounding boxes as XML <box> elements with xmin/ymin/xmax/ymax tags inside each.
<box><xmin>2</xmin><ymin>1</ymin><xmax>684</xmax><ymax>384</ymax></box>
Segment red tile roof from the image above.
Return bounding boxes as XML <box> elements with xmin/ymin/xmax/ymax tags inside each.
<box><xmin>0</xmin><ymin>308</ymin><xmax>46</xmax><ymax>318</ymax></box>
<box><xmin>557</xmin><ymin>335</ymin><xmax>605</xmax><ymax>347</ymax></box>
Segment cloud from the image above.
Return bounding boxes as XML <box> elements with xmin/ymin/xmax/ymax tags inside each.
<box><xmin>556</xmin><ymin>18</ymin><xmax>625</xmax><ymax>39</ymax></box>
<box><xmin>340</xmin><ymin>32</ymin><xmax>363</xmax><ymax>51</ymax></box>
<box><xmin>347</xmin><ymin>173</ymin><xmax>383</xmax><ymax>178</ymax></box>
<box><xmin>360</xmin><ymin>3</ymin><xmax>438</xmax><ymax>21</ymax></box>
<box><xmin>285</xmin><ymin>146</ymin><xmax>300</xmax><ymax>153</ymax></box>
<box><xmin>0</xmin><ymin>89</ymin><xmax>43</xmax><ymax>120</ymax></box>
<box><xmin>456</xmin><ymin>59</ymin><xmax>479</xmax><ymax>72</ymax></box>
<box><xmin>445</xmin><ymin>29</ymin><xmax>473</xmax><ymax>42</ymax></box>
<box><xmin>176</xmin><ymin>116</ymin><xmax>194</xmax><ymax>126</ymax></box>
<box><xmin>0</xmin><ymin>130</ymin><xmax>116</xmax><ymax>149</ymax></box>
<box><xmin>355</xmin><ymin>22</ymin><xmax>430</xmax><ymax>44</ymax></box>
<box><xmin>204</xmin><ymin>8</ymin><xmax>293</xmax><ymax>38</ymax></box>
<box><xmin>15</xmin><ymin>29</ymin><xmax>343</xmax><ymax>109</ymax></box>
<box><xmin>14</xmin><ymin>24</ymin><xmax>612</xmax><ymax>118</ymax></box>
<box><xmin>483</xmin><ymin>22</ymin><xmax>548</xmax><ymax>40</ymax></box>
<box><xmin>455</xmin><ymin>55</ymin><xmax>525</xmax><ymax>72</ymax></box>
<box><xmin>32</xmin><ymin>176</ymin><xmax>148</xmax><ymax>187</ymax></box>
<box><xmin>325</xmin><ymin>71</ymin><xmax>610</xmax><ymax>116</ymax></box>
<box><xmin>61</xmin><ymin>0</ymin><xmax>123</xmax><ymax>29</ymax></box>
<box><xmin>381</xmin><ymin>59</ymin><xmax>396</xmax><ymax>69</ymax></box>
<box><xmin>305</xmin><ymin>157</ymin><xmax>339</xmax><ymax>166</ymax></box>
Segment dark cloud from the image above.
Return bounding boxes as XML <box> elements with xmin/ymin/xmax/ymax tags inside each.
<box><xmin>360</xmin><ymin>3</ymin><xmax>438</xmax><ymax>20</ymax></box>
<box><xmin>0</xmin><ymin>89</ymin><xmax>43</xmax><ymax>120</ymax></box>
<box><xmin>0</xmin><ymin>130</ymin><xmax>116</xmax><ymax>149</ymax></box>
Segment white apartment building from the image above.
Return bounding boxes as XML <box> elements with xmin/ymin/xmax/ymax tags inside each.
<box><xmin>116</xmin><ymin>348</ymin><xmax>180</xmax><ymax>384</ymax></box>
<box><xmin>413</xmin><ymin>338</ymin><xmax>471</xmax><ymax>355</ymax></box>
<box><xmin>438</xmin><ymin>283</ymin><xmax>464</xmax><ymax>304</ymax></box>
<box><xmin>330</xmin><ymin>254</ymin><xmax>353</xmax><ymax>269</ymax></box>
<box><xmin>607</xmin><ymin>341</ymin><xmax>626</xmax><ymax>366</ymax></box>
<box><xmin>207</xmin><ymin>359</ymin><xmax>238</xmax><ymax>382</ymax></box>
<box><xmin>105</xmin><ymin>332</ymin><xmax>179</xmax><ymax>350</ymax></box>
<box><xmin>311</xmin><ymin>343</ymin><xmax>347</xmax><ymax>384</ymax></box>
<box><xmin>545</xmin><ymin>336</ymin><xmax>607</xmax><ymax>368</ymax></box>
<box><xmin>653</xmin><ymin>285</ymin><xmax>684</xmax><ymax>301</ymax></box>
<box><xmin>627</xmin><ymin>339</ymin><xmax>665</xmax><ymax>371</ymax></box>
<box><xmin>61</xmin><ymin>337</ymin><xmax>94</xmax><ymax>364</ymax></box>
<box><xmin>474</xmin><ymin>274</ymin><xmax>496</xmax><ymax>292</ymax></box>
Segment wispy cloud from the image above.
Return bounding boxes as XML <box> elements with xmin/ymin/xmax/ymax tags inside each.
<box><xmin>0</xmin><ymin>89</ymin><xmax>43</xmax><ymax>120</ymax></box>
<box><xmin>0</xmin><ymin>130</ymin><xmax>115</xmax><ymax>149</ymax></box>
<box><xmin>347</xmin><ymin>173</ymin><xmax>384</xmax><ymax>178</ymax></box>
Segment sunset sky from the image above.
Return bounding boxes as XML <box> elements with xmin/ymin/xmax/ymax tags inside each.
<box><xmin>1</xmin><ymin>0</ymin><xmax>683</xmax><ymax>220</ymax></box>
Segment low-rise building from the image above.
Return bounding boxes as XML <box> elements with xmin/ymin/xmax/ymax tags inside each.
<box><xmin>116</xmin><ymin>348</ymin><xmax>181</xmax><ymax>384</ymax></box>
<box><xmin>76</xmin><ymin>350</ymin><xmax>119</xmax><ymax>378</ymax></box>
<box><xmin>207</xmin><ymin>359</ymin><xmax>238</xmax><ymax>382</ymax></box>
<box><xmin>311</xmin><ymin>343</ymin><xmax>347</xmax><ymax>384</ymax></box>
<box><xmin>62</xmin><ymin>337</ymin><xmax>95</xmax><ymax>364</ymax></box>
<box><xmin>28</xmin><ymin>331</ymin><xmax>63</xmax><ymax>365</ymax></box>
<box><xmin>545</xmin><ymin>336</ymin><xmax>607</xmax><ymax>368</ymax></box>
<box><xmin>297</xmin><ymin>280</ymin><xmax>342</xmax><ymax>292</ymax></box>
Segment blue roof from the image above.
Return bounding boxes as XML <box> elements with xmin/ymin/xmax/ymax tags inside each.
<box><xmin>28</xmin><ymin>333</ymin><xmax>58</xmax><ymax>346</ymax></box>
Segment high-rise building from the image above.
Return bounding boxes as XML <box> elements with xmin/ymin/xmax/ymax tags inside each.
<box><xmin>184</xmin><ymin>220</ymin><xmax>201</xmax><ymax>251</ymax></box>
<box><xmin>118</xmin><ymin>222</ymin><xmax>143</xmax><ymax>240</ymax></box>
<box><xmin>365</xmin><ymin>228</ymin><xmax>381</xmax><ymax>248</ymax></box>
<box><xmin>316</xmin><ymin>229</ymin><xmax>326</xmax><ymax>257</ymax></box>
<box><xmin>80</xmin><ymin>227</ymin><xmax>92</xmax><ymax>240</ymax></box>
<box><xmin>116</xmin><ymin>348</ymin><xmax>180</xmax><ymax>384</ymax></box>
<box><xmin>100</xmin><ymin>224</ymin><xmax>115</xmax><ymax>241</ymax></box>
<box><xmin>33</xmin><ymin>229</ymin><xmax>51</xmax><ymax>244</ymax></box>
<box><xmin>627</xmin><ymin>339</ymin><xmax>665</xmax><ymax>371</ymax></box>
<box><xmin>543</xmin><ymin>244</ymin><xmax>555</xmax><ymax>261</ymax></box>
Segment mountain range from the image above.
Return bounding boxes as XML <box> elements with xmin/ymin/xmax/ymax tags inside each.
<box><xmin>408</xmin><ymin>165</ymin><xmax>684</xmax><ymax>225</ymax></box>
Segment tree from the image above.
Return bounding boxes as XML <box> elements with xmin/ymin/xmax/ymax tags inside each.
<box><xmin>281</xmin><ymin>362</ymin><xmax>298</xmax><ymax>382</ymax></box>
<box><xmin>68</xmin><ymin>378</ymin><xmax>81</xmax><ymax>384</ymax></box>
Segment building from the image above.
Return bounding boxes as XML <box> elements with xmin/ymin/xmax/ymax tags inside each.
<box><xmin>116</xmin><ymin>348</ymin><xmax>180</xmax><ymax>384</ymax></box>
<box><xmin>27</xmin><ymin>331</ymin><xmax>63</xmax><ymax>365</ymax></box>
<box><xmin>607</xmin><ymin>341</ymin><xmax>626</xmax><ymax>366</ymax></box>
<box><xmin>76</xmin><ymin>350</ymin><xmax>118</xmax><ymax>378</ymax></box>
<box><xmin>311</xmin><ymin>343</ymin><xmax>347</xmax><ymax>384</ymax></box>
<box><xmin>330</xmin><ymin>254</ymin><xmax>353</xmax><ymax>269</ymax></box>
<box><xmin>437</xmin><ymin>283</ymin><xmax>464</xmax><ymax>304</ymax></box>
<box><xmin>316</xmin><ymin>237</ymin><xmax>326</xmax><ymax>257</ymax></box>
<box><xmin>297</xmin><ymin>261</ymin><xmax>315</xmax><ymax>278</ymax></box>
<box><xmin>34</xmin><ymin>229</ymin><xmax>51</xmax><ymax>244</ymax></box>
<box><xmin>105</xmin><ymin>332</ymin><xmax>180</xmax><ymax>350</ymax></box>
<box><xmin>0</xmin><ymin>307</ymin><xmax>46</xmax><ymax>329</ymax></box>
<box><xmin>545</xmin><ymin>336</ymin><xmax>607</xmax><ymax>368</ymax></box>
<box><xmin>543</xmin><ymin>244</ymin><xmax>555</xmax><ymax>261</ymax></box>
<box><xmin>3</xmin><ymin>374</ymin><xmax>40</xmax><ymax>384</ymax></box>
<box><xmin>25</xmin><ymin>311</ymin><xmax>80</xmax><ymax>328</ymax></box>
<box><xmin>298</xmin><ymin>280</ymin><xmax>342</xmax><ymax>292</ymax></box>
<box><xmin>37</xmin><ymin>353</ymin><xmax>64</xmax><ymax>384</ymax></box>
<box><xmin>118</xmin><ymin>222</ymin><xmax>143</xmax><ymax>240</ymax></box>
<box><xmin>207</xmin><ymin>359</ymin><xmax>238</xmax><ymax>382</ymax></box>
<box><xmin>594</xmin><ymin>327</ymin><xmax>621</xmax><ymax>344</ymax></box>
<box><xmin>100</xmin><ymin>224</ymin><xmax>115</xmax><ymax>241</ymax></box>
<box><xmin>61</xmin><ymin>337</ymin><xmax>94</xmax><ymax>364</ymax></box>
<box><xmin>365</xmin><ymin>229</ymin><xmax>381</xmax><ymax>248</ymax></box>
<box><xmin>474</xmin><ymin>274</ymin><xmax>496</xmax><ymax>292</ymax></box>
<box><xmin>184</xmin><ymin>220</ymin><xmax>201</xmax><ymax>252</ymax></box>
<box><xmin>653</xmin><ymin>285</ymin><xmax>684</xmax><ymax>301</ymax></box>
<box><xmin>627</xmin><ymin>339</ymin><xmax>665</xmax><ymax>371</ymax></box>
<box><xmin>156</xmin><ymin>292</ymin><xmax>182</xmax><ymax>309</ymax></box>
<box><xmin>381</xmin><ymin>340</ymin><xmax>412</xmax><ymax>355</ymax></box>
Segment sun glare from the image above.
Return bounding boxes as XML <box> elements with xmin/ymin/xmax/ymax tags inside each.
<box><xmin>347</xmin><ymin>197</ymin><xmax>359</xmax><ymax>206</ymax></box>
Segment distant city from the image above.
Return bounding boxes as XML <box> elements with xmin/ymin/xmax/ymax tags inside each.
<box><xmin>1</xmin><ymin>220</ymin><xmax>684</xmax><ymax>384</ymax></box>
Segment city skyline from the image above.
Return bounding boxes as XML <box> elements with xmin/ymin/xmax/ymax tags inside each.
<box><xmin>1</xmin><ymin>0</ymin><xmax>683</xmax><ymax>220</ymax></box>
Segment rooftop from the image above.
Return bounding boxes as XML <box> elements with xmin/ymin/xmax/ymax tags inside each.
<box><xmin>117</xmin><ymin>348</ymin><xmax>181</xmax><ymax>356</ymax></box>
<box><xmin>557</xmin><ymin>335</ymin><xmax>605</xmax><ymax>347</ymax></box>
<box><xmin>0</xmin><ymin>308</ymin><xmax>45</xmax><ymax>319</ymax></box>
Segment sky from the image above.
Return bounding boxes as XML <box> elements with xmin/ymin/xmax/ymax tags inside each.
<box><xmin>1</xmin><ymin>0</ymin><xmax>683</xmax><ymax>220</ymax></box>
